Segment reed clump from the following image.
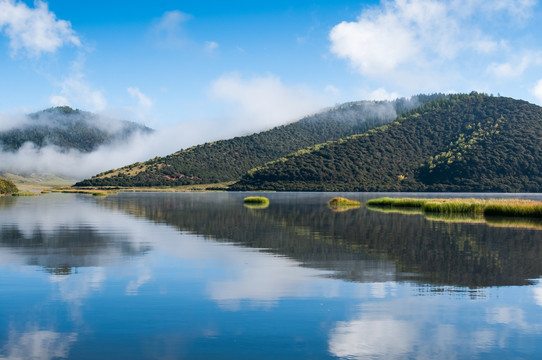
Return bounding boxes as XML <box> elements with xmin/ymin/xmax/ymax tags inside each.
<box><xmin>243</xmin><ymin>196</ymin><xmax>269</xmax><ymax>209</ymax></box>
<box><xmin>243</xmin><ymin>196</ymin><xmax>269</xmax><ymax>205</ymax></box>
<box><xmin>328</xmin><ymin>197</ymin><xmax>361</xmax><ymax>212</ymax></box>
<box><xmin>328</xmin><ymin>197</ymin><xmax>361</xmax><ymax>207</ymax></box>
<box><xmin>368</xmin><ymin>197</ymin><xmax>542</xmax><ymax>218</ymax></box>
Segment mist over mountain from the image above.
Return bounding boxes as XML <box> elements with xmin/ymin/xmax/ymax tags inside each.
<box><xmin>0</xmin><ymin>106</ymin><xmax>160</xmax><ymax>179</ymax></box>
<box><xmin>75</xmin><ymin>94</ymin><xmax>444</xmax><ymax>187</ymax></box>
<box><xmin>0</xmin><ymin>106</ymin><xmax>152</xmax><ymax>153</ymax></box>
<box><xmin>232</xmin><ymin>93</ymin><xmax>542</xmax><ymax>192</ymax></box>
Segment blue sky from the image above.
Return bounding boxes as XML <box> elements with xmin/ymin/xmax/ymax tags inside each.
<box><xmin>1</xmin><ymin>0</ymin><xmax>542</xmax><ymax>138</ymax></box>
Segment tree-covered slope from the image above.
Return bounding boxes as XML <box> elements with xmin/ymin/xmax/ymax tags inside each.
<box><xmin>75</xmin><ymin>95</ymin><xmax>443</xmax><ymax>187</ymax></box>
<box><xmin>0</xmin><ymin>106</ymin><xmax>152</xmax><ymax>153</ymax></box>
<box><xmin>231</xmin><ymin>94</ymin><xmax>542</xmax><ymax>192</ymax></box>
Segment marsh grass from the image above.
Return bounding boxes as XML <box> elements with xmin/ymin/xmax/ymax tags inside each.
<box><xmin>243</xmin><ymin>196</ymin><xmax>270</xmax><ymax>205</ymax></box>
<box><xmin>368</xmin><ymin>197</ymin><xmax>542</xmax><ymax>218</ymax></box>
<box><xmin>366</xmin><ymin>197</ymin><xmax>426</xmax><ymax>208</ymax></box>
<box><xmin>484</xmin><ymin>200</ymin><xmax>542</xmax><ymax>218</ymax></box>
<box><xmin>422</xmin><ymin>199</ymin><xmax>487</xmax><ymax>215</ymax></box>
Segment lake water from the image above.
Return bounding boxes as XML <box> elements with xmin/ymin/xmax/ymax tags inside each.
<box><xmin>1</xmin><ymin>192</ymin><xmax>541</xmax><ymax>359</ymax></box>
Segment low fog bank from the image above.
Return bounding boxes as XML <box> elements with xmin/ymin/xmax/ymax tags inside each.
<box><xmin>0</xmin><ymin>124</ymin><xmax>210</xmax><ymax>179</ymax></box>
<box><xmin>322</xmin><ymin>95</ymin><xmax>423</xmax><ymax>123</ymax></box>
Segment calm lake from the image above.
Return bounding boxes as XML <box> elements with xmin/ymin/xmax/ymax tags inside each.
<box><xmin>1</xmin><ymin>192</ymin><xmax>542</xmax><ymax>359</ymax></box>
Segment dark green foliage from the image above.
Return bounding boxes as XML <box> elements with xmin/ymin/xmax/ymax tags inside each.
<box><xmin>232</xmin><ymin>94</ymin><xmax>542</xmax><ymax>192</ymax></box>
<box><xmin>0</xmin><ymin>178</ymin><xmax>18</xmax><ymax>194</ymax></box>
<box><xmin>0</xmin><ymin>106</ymin><xmax>152</xmax><ymax>153</ymax></box>
<box><xmin>76</xmin><ymin>95</ymin><xmax>444</xmax><ymax>187</ymax></box>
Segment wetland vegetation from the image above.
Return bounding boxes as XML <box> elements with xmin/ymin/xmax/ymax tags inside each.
<box><xmin>367</xmin><ymin>197</ymin><xmax>542</xmax><ymax>218</ymax></box>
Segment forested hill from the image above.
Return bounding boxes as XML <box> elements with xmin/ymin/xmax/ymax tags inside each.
<box><xmin>75</xmin><ymin>94</ymin><xmax>444</xmax><ymax>187</ymax></box>
<box><xmin>0</xmin><ymin>106</ymin><xmax>152</xmax><ymax>153</ymax></box>
<box><xmin>231</xmin><ymin>93</ymin><xmax>542</xmax><ymax>192</ymax></box>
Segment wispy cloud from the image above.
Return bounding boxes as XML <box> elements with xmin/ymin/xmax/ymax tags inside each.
<box><xmin>149</xmin><ymin>10</ymin><xmax>192</xmax><ymax>49</ymax></box>
<box><xmin>50</xmin><ymin>54</ymin><xmax>107</xmax><ymax>112</ymax></box>
<box><xmin>127</xmin><ymin>87</ymin><xmax>153</xmax><ymax>110</ymax></box>
<box><xmin>488</xmin><ymin>51</ymin><xmax>542</xmax><ymax>78</ymax></box>
<box><xmin>209</xmin><ymin>72</ymin><xmax>331</xmax><ymax>133</ymax></box>
<box><xmin>0</xmin><ymin>0</ymin><xmax>80</xmax><ymax>57</ymax></box>
<box><xmin>205</xmin><ymin>40</ymin><xmax>219</xmax><ymax>52</ymax></box>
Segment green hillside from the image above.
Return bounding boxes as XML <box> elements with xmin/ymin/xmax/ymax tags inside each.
<box><xmin>231</xmin><ymin>93</ymin><xmax>542</xmax><ymax>192</ymax></box>
<box><xmin>0</xmin><ymin>177</ymin><xmax>18</xmax><ymax>195</ymax></box>
<box><xmin>0</xmin><ymin>106</ymin><xmax>152</xmax><ymax>153</ymax></box>
<box><xmin>75</xmin><ymin>95</ymin><xmax>443</xmax><ymax>187</ymax></box>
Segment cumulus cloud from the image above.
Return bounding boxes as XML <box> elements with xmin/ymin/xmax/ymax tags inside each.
<box><xmin>210</xmin><ymin>72</ymin><xmax>328</xmax><ymax>133</ymax></box>
<box><xmin>329</xmin><ymin>0</ymin><xmax>539</xmax><ymax>95</ymax></box>
<box><xmin>0</xmin><ymin>0</ymin><xmax>80</xmax><ymax>57</ymax></box>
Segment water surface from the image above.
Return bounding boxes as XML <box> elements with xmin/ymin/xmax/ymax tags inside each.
<box><xmin>0</xmin><ymin>192</ymin><xmax>541</xmax><ymax>359</ymax></box>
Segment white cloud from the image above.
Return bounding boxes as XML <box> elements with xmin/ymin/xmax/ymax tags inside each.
<box><xmin>329</xmin><ymin>0</ymin><xmax>539</xmax><ymax>94</ymax></box>
<box><xmin>127</xmin><ymin>87</ymin><xmax>153</xmax><ymax>110</ymax></box>
<box><xmin>362</xmin><ymin>87</ymin><xmax>401</xmax><ymax>101</ymax></box>
<box><xmin>532</xmin><ymin>79</ymin><xmax>542</xmax><ymax>104</ymax></box>
<box><xmin>209</xmin><ymin>72</ymin><xmax>326</xmax><ymax>132</ymax></box>
<box><xmin>0</xmin><ymin>0</ymin><xmax>80</xmax><ymax>57</ymax></box>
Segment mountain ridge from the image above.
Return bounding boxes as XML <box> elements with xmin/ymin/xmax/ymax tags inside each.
<box><xmin>231</xmin><ymin>93</ymin><xmax>542</xmax><ymax>192</ymax></box>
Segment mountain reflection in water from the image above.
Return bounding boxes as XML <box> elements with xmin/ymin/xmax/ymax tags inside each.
<box><xmin>96</xmin><ymin>192</ymin><xmax>542</xmax><ymax>288</ymax></box>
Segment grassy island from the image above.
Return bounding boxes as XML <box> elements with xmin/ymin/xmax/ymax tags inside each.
<box><xmin>367</xmin><ymin>197</ymin><xmax>542</xmax><ymax>218</ymax></box>
<box><xmin>328</xmin><ymin>197</ymin><xmax>361</xmax><ymax>209</ymax></box>
<box><xmin>243</xmin><ymin>196</ymin><xmax>269</xmax><ymax>204</ymax></box>
<box><xmin>243</xmin><ymin>196</ymin><xmax>270</xmax><ymax>209</ymax></box>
